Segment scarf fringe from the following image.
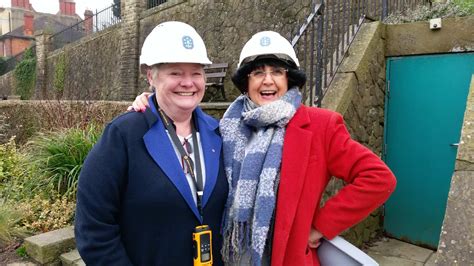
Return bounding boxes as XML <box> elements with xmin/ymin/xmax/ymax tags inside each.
<box><xmin>222</xmin><ymin>221</ymin><xmax>251</xmax><ymax>263</ymax></box>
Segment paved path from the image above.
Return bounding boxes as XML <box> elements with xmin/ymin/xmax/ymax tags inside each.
<box><xmin>6</xmin><ymin>236</ymin><xmax>440</xmax><ymax>266</ymax></box>
<box><xmin>366</xmin><ymin>237</ymin><xmax>437</xmax><ymax>266</ymax></box>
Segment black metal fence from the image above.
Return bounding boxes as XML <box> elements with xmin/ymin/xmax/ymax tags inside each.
<box><xmin>292</xmin><ymin>0</ymin><xmax>430</xmax><ymax>107</ymax></box>
<box><xmin>1</xmin><ymin>45</ymin><xmax>36</xmax><ymax>74</ymax></box>
<box><xmin>50</xmin><ymin>3</ymin><xmax>121</xmax><ymax>51</ymax></box>
<box><xmin>148</xmin><ymin>0</ymin><xmax>168</xmax><ymax>9</ymax></box>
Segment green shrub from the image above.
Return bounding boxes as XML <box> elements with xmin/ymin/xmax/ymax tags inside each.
<box><xmin>453</xmin><ymin>0</ymin><xmax>474</xmax><ymax>14</ymax></box>
<box><xmin>25</xmin><ymin>124</ymin><xmax>102</xmax><ymax>199</ymax></box>
<box><xmin>17</xmin><ymin>194</ymin><xmax>75</xmax><ymax>233</ymax></box>
<box><xmin>13</xmin><ymin>48</ymin><xmax>36</xmax><ymax>100</ymax></box>
<box><xmin>0</xmin><ymin>137</ymin><xmax>24</xmax><ymax>184</ymax></box>
<box><xmin>0</xmin><ymin>57</ymin><xmax>7</xmax><ymax>76</ymax></box>
<box><xmin>0</xmin><ymin>138</ymin><xmax>32</xmax><ymax>203</ymax></box>
<box><xmin>0</xmin><ymin>204</ymin><xmax>26</xmax><ymax>244</ymax></box>
<box><xmin>53</xmin><ymin>53</ymin><xmax>67</xmax><ymax>98</ymax></box>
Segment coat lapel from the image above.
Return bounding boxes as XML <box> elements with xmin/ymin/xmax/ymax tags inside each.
<box><xmin>272</xmin><ymin>106</ymin><xmax>313</xmax><ymax>265</ymax></box>
<box><xmin>143</xmin><ymin>97</ymin><xmax>201</xmax><ymax>221</ymax></box>
<box><xmin>194</xmin><ymin>108</ymin><xmax>221</xmax><ymax>207</ymax></box>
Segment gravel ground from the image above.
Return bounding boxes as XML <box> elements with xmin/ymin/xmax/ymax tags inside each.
<box><xmin>0</xmin><ymin>240</ymin><xmax>37</xmax><ymax>265</ymax></box>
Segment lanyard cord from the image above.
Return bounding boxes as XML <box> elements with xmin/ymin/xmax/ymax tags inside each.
<box><xmin>157</xmin><ymin>107</ymin><xmax>205</xmax><ymax>219</ymax></box>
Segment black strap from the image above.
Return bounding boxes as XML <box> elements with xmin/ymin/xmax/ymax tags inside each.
<box><xmin>156</xmin><ymin>107</ymin><xmax>205</xmax><ymax>219</ymax></box>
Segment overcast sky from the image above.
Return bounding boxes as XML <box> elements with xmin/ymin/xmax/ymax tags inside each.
<box><xmin>0</xmin><ymin>0</ymin><xmax>114</xmax><ymax>19</ymax></box>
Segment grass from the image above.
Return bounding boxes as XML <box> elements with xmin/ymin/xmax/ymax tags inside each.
<box><xmin>16</xmin><ymin>245</ymin><xmax>27</xmax><ymax>258</ymax></box>
<box><xmin>0</xmin><ymin>204</ymin><xmax>26</xmax><ymax>245</ymax></box>
<box><xmin>25</xmin><ymin>124</ymin><xmax>102</xmax><ymax>199</ymax></box>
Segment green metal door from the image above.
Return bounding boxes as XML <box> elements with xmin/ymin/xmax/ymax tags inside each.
<box><xmin>384</xmin><ymin>53</ymin><xmax>474</xmax><ymax>249</ymax></box>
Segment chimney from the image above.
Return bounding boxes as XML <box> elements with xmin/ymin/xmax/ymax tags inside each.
<box><xmin>59</xmin><ymin>0</ymin><xmax>66</xmax><ymax>14</ymax></box>
<box><xmin>11</xmin><ymin>0</ymin><xmax>31</xmax><ymax>9</ymax></box>
<box><xmin>59</xmin><ymin>0</ymin><xmax>76</xmax><ymax>16</ymax></box>
<box><xmin>68</xmin><ymin>1</ymin><xmax>76</xmax><ymax>16</ymax></box>
<box><xmin>23</xmin><ymin>12</ymin><xmax>33</xmax><ymax>36</ymax></box>
<box><xmin>84</xmin><ymin>10</ymin><xmax>93</xmax><ymax>34</ymax></box>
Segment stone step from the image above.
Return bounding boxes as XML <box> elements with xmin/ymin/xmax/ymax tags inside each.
<box><xmin>60</xmin><ymin>249</ymin><xmax>85</xmax><ymax>266</ymax></box>
<box><xmin>6</xmin><ymin>263</ymin><xmax>38</xmax><ymax>266</ymax></box>
<box><xmin>23</xmin><ymin>226</ymin><xmax>76</xmax><ymax>265</ymax></box>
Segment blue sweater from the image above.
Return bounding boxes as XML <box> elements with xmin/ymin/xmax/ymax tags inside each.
<box><xmin>75</xmin><ymin>104</ymin><xmax>228</xmax><ymax>266</ymax></box>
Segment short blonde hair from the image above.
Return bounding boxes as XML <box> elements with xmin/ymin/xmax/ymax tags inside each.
<box><xmin>150</xmin><ymin>64</ymin><xmax>161</xmax><ymax>80</ymax></box>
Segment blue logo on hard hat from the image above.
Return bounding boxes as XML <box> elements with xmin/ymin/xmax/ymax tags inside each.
<box><xmin>182</xmin><ymin>36</ymin><xmax>194</xmax><ymax>49</ymax></box>
<box><xmin>260</xmin><ymin>36</ymin><xmax>271</xmax><ymax>46</ymax></box>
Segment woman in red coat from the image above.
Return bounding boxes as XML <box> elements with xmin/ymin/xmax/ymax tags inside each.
<box><xmin>131</xmin><ymin>30</ymin><xmax>396</xmax><ymax>266</ymax></box>
<box><xmin>218</xmin><ymin>30</ymin><xmax>396</xmax><ymax>266</ymax></box>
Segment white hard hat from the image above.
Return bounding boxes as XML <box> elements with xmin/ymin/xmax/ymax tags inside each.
<box><xmin>238</xmin><ymin>31</ymin><xmax>299</xmax><ymax>68</ymax></box>
<box><xmin>140</xmin><ymin>21</ymin><xmax>212</xmax><ymax>68</ymax></box>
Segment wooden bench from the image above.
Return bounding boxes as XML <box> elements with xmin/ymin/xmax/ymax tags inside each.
<box><xmin>204</xmin><ymin>63</ymin><xmax>228</xmax><ymax>101</ymax></box>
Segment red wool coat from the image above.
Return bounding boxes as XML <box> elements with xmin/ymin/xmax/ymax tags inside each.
<box><xmin>271</xmin><ymin>105</ymin><xmax>396</xmax><ymax>266</ymax></box>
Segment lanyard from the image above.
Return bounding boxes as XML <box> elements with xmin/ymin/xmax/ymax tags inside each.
<box><xmin>156</xmin><ymin>106</ymin><xmax>205</xmax><ymax>219</ymax></box>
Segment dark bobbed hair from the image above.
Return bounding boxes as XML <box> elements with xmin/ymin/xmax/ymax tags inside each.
<box><xmin>231</xmin><ymin>56</ymin><xmax>307</xmax><ymax>94</ymax></box>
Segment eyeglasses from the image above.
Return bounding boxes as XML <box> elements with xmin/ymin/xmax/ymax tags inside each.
<box><xmin>248</xmin><ymin>68</ymin><xmax>288</xmax><ymax>80</ymax></box>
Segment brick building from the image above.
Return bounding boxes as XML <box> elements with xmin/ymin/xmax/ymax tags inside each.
<box><xmin>0</xmin><ymin>0</ymin><xmax>91</xmax><ymax>57</ymax></box>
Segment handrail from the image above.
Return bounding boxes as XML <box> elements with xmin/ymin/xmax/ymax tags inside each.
<box><xmin>291</xmin><ymin>3</ymin><xmax>323</xmax><ymax>47</ymax></box>
<box><xmin>291</xmin><ymin>0</ymin><xmax>430</xmax><ymax>107</ymax></box>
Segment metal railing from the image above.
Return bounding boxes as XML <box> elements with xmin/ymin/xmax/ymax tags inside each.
<box><xmin>292</xmin><ymin>0</ymin><xmax>430</xmax><ymax>107</ymax></box>
<box><xmin>148</xmin><ymin>0</ymin><xmax>168</xmax><ymax>9</ymax></box>
<box><xmin>50</xmin><ymin>3</ymin><xmax>121</xmax><ymax>51</ymax></box>
<box><xmin>1</xmin><ymin>45</ymin><xmax>36</xmax><ymax>75</ymax></box>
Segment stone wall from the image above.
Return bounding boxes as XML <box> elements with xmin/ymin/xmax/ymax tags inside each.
<box><xmin>118</xmin><ymin>0</ymin><xmax>146</xmax><ymax>100</ymax></box>
<box><xmin>44</xmin><ymin>25</ymin><xmax>122</xmax><ymax>100</ymax></box>
<box><xmin>386</xmin><ymin>16</ymin><xmax>474</xmax><ymax>56</ymax></box>
<box><xmin>0</xmin><ymin>71</ymin><xmax>15</xmax><ymax>98</ymax></box>
<box><xmin>138</xmin><ymin>0</ymin><xmax>314</xmax><ymax>100</ymax></box>
<box><xmin>434</xmin><ymin>76</ymin><xmax>474</xmax><ymax>265</ymax></box>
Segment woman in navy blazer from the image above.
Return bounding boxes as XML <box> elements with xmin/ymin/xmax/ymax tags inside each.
<box><xmin>74</xmin><ymin>21</ymin><xmax>228</xmax><ymax>265</ymax></box>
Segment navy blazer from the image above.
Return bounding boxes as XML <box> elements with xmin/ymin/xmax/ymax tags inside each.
<box><xmin>75</xmin><ymin>99</ymin><xmax>228</xmax><ymax>266</ymax></box>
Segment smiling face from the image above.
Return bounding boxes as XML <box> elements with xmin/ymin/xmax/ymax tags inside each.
<box><xmin>148</xmin><ymin>63</ymin><xmax>205</xmax><ymax>119</ymax></box>
<box><xmin>247</xmin><ymin>65</ymin><xmax>289</xmax><ymax>106</ymax></box>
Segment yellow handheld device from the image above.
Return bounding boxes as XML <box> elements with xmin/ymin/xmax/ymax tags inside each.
<box><xmin>193</xmin><ymin>225</ymin><xmax>213</xmax><ymax>266</ymax></box>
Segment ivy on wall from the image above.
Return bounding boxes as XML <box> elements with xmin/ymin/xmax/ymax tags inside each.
<box><xmin>0</xmin><ymin>57</ymin><xmax>7</xmax><ymax>76</ymax></box>
<box><xmin>13</xmin><ymin>48</ymin><xmax>36</xmax><ymax>100</ymax></box>
<box><xmin>53</xmin><ymin>53</ymin><xmax>67</xmax><ymax>97</ymax></box>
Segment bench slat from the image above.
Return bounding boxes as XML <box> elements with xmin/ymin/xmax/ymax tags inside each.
<box><xmin>206</xmin><ymin>72</ymin><xmax>226</xmax><ymax>79</ymax></box>
<box><xmin>204</xmin><ymin>63</ymin><xmax>228</xmax><ymax>101</ymax></box>
<box><xmin>204</xmin><ymin>63</ymin><xmax>229</xmax><ymax>69</ymax></box>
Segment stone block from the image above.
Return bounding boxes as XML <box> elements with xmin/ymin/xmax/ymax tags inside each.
<box><xmin>456</xmin><ymin>75</ymin><xmax>474</xmax><ymax>171</ymax></box>
<box><xmin>23</xmin><ymin>226</ymin><xmax>75</xmax><ymax>265</ymax></box>
<box><xmin>435</xmin><ymin>171</ymin><xmax>473</xmax><ymax>265</ymax></box>
<box><xmin>322</xmin><ymin>72</ymin><xmax>356</xmax><ymax>115</ymax></box>
<box><xmin>338</xmin><ymin>21</ymin><xmax>384</xmax><ymax>77</ymax></box>
<box><xmin>60</xmin><ymin>249</ymin><xmax>85</xmax><ymax>266</ymax></box>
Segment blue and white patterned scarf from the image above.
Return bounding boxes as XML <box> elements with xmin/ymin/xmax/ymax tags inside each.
<box><xmin>220</xmin><ymin>88</ymin><xmax>302</xmax><ymax>265</ymax></box>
